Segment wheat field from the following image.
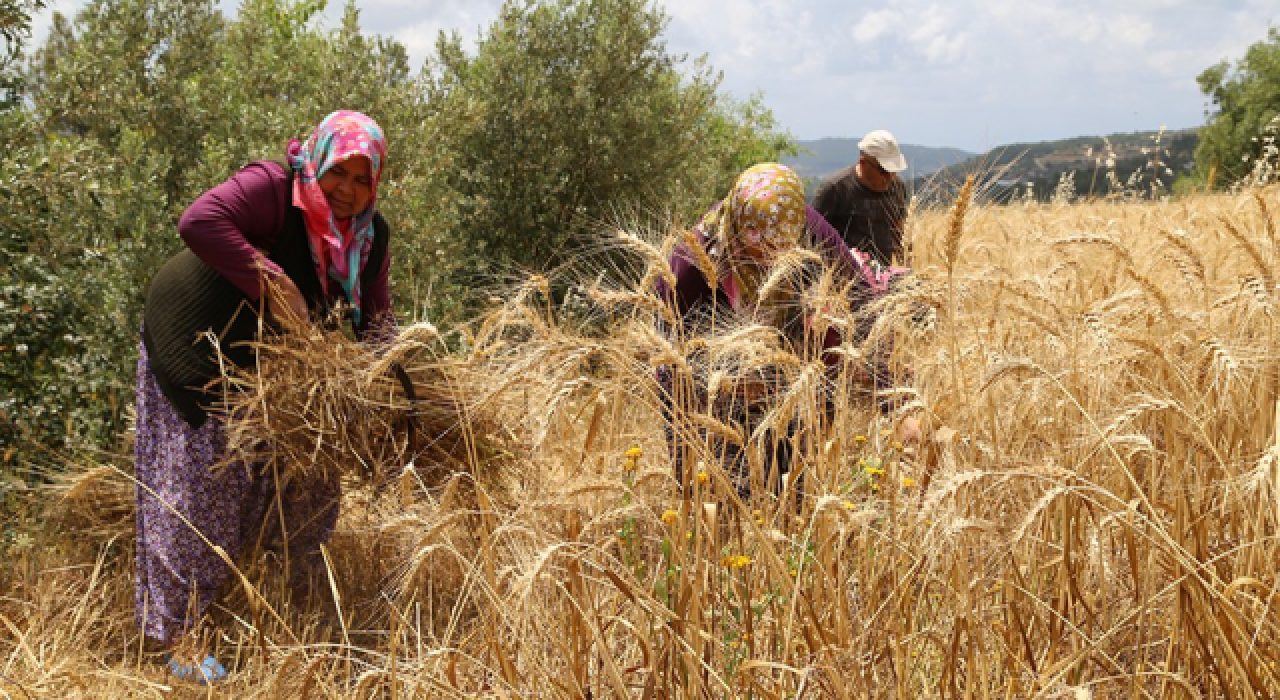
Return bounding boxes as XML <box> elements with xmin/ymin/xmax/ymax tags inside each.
<box><xmin>3</xmin><ymin>184</ymin><xmax>1280</xmax><ymax>699</ymax></box>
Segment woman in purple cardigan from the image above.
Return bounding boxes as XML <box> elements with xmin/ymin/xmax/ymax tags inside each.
<box><xmin>135</xmin><ymin>111</ymin><xmax>392</xmax><ymax>682</ymax></box>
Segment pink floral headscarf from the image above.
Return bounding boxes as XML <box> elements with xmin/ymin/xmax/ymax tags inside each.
<box><xmin>287</xmin><ymin>110</ymin><xmax>388</xmax><ymax>323</ymax></box>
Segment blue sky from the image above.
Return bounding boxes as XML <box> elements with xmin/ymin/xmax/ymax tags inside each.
<box><xmin>31</xmin><ymin>0</ymin><xmax>1280</xmax><ymax>153</ymax></box>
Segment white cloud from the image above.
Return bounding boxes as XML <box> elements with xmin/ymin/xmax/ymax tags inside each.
<box><xmin>922</xmin><ymin>32</ymin><xmax>969</xmax><ymax>64</ymax></box>
<box><xmin>852</xmin><ymin>9</ymin><xmax>900</xmax><ymax>43</ymax></box>
<box><xmin>1108</xmin><ymin>14</ymin><xmax>1154</xmax><ymax>47</ymax></box>
<box><xmin>906</xmin><ymin>5</ymin><xmax>967</xmax><ymax>64</ymax></box>
<box><xmin>1057</xmin><ymin>13</ymin><xmax>1105</xmax><ymax>44</ymax></box>
<box><xmin>908</xmin><ymin>6</ymin><xmax>949</xmax><ymax>44</ymax></box>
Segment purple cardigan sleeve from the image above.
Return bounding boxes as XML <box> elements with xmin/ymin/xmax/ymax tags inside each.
<box><xmin>805</xmin><ymin>204</ymin><xmax>860</xmax><ymax>278</ymax></box>
<box><xmin>178</xmin><ymin>161</ymin><xmax>289</xmax><ymax>301</ymax></box>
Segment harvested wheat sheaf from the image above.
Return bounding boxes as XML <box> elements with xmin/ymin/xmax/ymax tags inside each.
<box><xmin>220</xmin><ymin>319</ymin><xmax>518</xmax><ymax>495</ymax></box>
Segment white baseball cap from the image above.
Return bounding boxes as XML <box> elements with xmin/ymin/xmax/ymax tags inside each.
<box><xmin>858</xmin><ymin>130</ymin><xmax>907</xmax><ymax>173</ymax></box>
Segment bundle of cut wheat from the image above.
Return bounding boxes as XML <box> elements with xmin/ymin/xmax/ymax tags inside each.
<box><xmin>219</xmin><ymin>320</ymin><xmax>518</xmax><ymax>494</ymax></box>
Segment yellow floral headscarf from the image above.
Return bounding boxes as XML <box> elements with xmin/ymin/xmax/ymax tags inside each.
<box><xmin>710</xmin><ymin>163</ymin><xmax>807</xmax><ymax>309</ymax></box>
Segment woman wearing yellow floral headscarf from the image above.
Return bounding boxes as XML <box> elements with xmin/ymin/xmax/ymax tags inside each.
<box><xmin>656</xmin><ymin>163</ymin><xmax>864</xmax><ymax>497</ymax></box>
<box><xmin>656</xmin><ymin>163</ymin><xmax>924</xmax><ymax>499</ymax></box>
<box><xmin>708</xmin><ymin>163</ymin><xmax>808</xmax><ymax>311</ymax></box>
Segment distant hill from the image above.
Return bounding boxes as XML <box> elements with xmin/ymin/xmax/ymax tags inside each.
<box><xmin>783</xmin><ymin>130</ymin><xmax>1200</xmax><ymax>204</ymax></box>
<box><xmin>912</xmin><ymin>128</ymin><xmax>1199</xmax><ymax>203</ymax></box>
<box><xmin>783</xmin><ymin>139</ymin><xmax>976</xmax><ymax>184</ymax></box>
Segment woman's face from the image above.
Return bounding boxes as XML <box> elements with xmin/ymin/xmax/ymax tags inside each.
<box><xmin>739</xmin><ymin>228</ymin><xmax>792</xmax><ymax>265</ymax></box>
<box><xmin>318</xmin><ymin>155</ymin><xmax>374</xmax><ymax>219</ymax></box>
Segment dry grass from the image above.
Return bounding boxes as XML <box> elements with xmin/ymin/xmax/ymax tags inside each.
<box><xmin>4</xmin><ymin>185</ymin><xmax>1280</xmax><ymax>698</ymax></box>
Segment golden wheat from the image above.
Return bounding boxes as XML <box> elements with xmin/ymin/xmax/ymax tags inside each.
<box><xmin>7</xmin><ymin>187</ymin><xmax>1280</xmax><ymax>699</ymax></box>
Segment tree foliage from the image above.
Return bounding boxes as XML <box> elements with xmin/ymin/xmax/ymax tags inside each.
<box><xmin>0</xmin><ymin>0</ymin><xmax>44</xmax><ymax>105</ymax></box>
<box><xmin>419</xmin><ymin>0</ymin><xmax>794</xmax><ymax>286</ymax></box>
<box><xmin>0</xmin><ymin>0</ymin><xmax>792</xmax><ymax>456</ymax></box>
<box><xmin>1195</xmin><ymin>27</ymin><xmax>1280</xmax><ymax>186</ymax></box>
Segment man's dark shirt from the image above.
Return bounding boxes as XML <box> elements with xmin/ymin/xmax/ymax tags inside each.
<box><xmin>811</xmin><ymin>165</ymin><xmax>907</xmax><ymax>265</ymax></box>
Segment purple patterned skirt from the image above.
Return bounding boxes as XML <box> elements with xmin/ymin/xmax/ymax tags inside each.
<box><xmin>134</xmin><ymin>337</ymin><xmax>341</xmax><ymax>645</ymax></box>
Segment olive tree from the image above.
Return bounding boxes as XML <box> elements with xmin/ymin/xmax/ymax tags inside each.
<box><xmin>1195</xmin><ymin>27</ymin><xmax>1280</xmax><ymax>186</ymax></box>
<box><xmin>420</xmin><ymin>0</ymin><xmax>795</xmax><ymax>283</ymax></box>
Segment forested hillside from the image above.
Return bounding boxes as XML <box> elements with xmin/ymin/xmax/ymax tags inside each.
<box><xmin>913</xmin><ymin>128</ymin><xmax>1200</xmax><ymax>202</ymax></box>
<box><xmin>784</xmin><ymin>138</ymin><xmax>974</xmax><ymax>182</ymax></box>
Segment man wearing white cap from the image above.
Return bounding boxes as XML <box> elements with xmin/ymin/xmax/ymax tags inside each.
<box><xmin>811</xmin><ymin>129</ymin><xmax>909</xmax><ymax>266</ymax></box>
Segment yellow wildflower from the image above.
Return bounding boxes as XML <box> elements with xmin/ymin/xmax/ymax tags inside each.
<box><xmin>901</xmin><ymin>477</ymin><xmax>917</xmax><ymax>488</ymax></box>
<box><xmin>625</xmin><ymin>446</ymin><xmax>643</xmax><ymax>459</ymax></box>
<box><xmin>788</xmin><ymin>568</ymin><xmax>798</xmax><ymax>578</ymax></box>
<box><xmin>853</xmin><ymin>434</ymin><xmax>867</xmax><ymax>443</ymax></box>
<box><xmin>879</xmin><ymin>429</ymin><xmax>891</xmax><ymax>437</ymax></box>
<box><xmin>661</xmin><ymin>509</ymin><xmax>680</xmax><ymax>527</ymax></box>
<box><xmin>891</xmin><ymin>441</ymin><xmax>904</xmax><ymax>450</ymax></box>
<box><xmin>622</xmin><ymin>458</ymin><xmax>638</xmax><ymax>472</ymax></box>
<box><xmin>842</xmin><ymin>500</ymin><xmax>856</xmax><ymax>510</ymax></box>
<box><xmin>696</xmin><ymin>471</ymin><xmax>710</xmax><ymax>485</ymax></box>
<box><xmin>721</xmin><ymin>555</ymin><xmax>752</xmax><ymax>569</ymax></box>
<box><xmin>865</xmin><ymin>466</ymin><xmax>885</xmax><ymax>477</ymax></box>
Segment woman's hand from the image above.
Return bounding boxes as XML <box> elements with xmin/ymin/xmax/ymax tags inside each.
<box><xmin>897</xmin><ymin>415</ymin><xmax>923</xmax><ymax>446</ymax></box>
<box><xmin>265</xmin><ymin>275</ymin><xmax>309</xmax><ymax>328</ymax></box>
